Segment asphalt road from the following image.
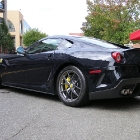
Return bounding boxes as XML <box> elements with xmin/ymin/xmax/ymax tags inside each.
<box><xmin>1</xmin><ymin>87</ymin><xmax>140</xmax><ymax>140</ymax></box>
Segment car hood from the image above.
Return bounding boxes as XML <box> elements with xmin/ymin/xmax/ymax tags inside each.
<box><xmin>0</xmin><ymin>54</ymin><xmax>19</xmax><ymax>59</ymax></box>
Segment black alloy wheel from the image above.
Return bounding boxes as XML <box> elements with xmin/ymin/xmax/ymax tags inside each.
<box><xmin>56</xmin><ymin>66</ymin><xmax>88</xmax><ymax>107</ymax></box>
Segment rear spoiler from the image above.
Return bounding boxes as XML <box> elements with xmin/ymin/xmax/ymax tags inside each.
<box><xmin>107</xmin><ymin>41</ymin><xmax>129</xmax><ymax>49</ymax></box>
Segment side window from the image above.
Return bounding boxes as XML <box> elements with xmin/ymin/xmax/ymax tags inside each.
<box><xmin>26</xmin><ymin>38</ymin><xmax>62</xmax><ymax>54</ymax></box>
<box><xmin>26</xmin><ymin>42</ymin><xmax>43</xmax><ymax>54</ymax></box>
<box><xmin>58</xmin><ymin>39</ymin><xmax>73</xmax><ymax>49</ymax></box>
<box><xmin>41</xmin><ymin>39</ymin><xmax>62</xmax><ymax>52</ymax></box>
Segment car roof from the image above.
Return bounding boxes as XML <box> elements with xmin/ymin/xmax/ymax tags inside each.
<box><xmin>48</xmin><ymin>35</ymin><xmax>83</xmax><ymax>40</ymax></box>
<box><xmin>47</xmin><ymin>35</ymin><xmax>110</xmax><ymax>43</ymax></box>
<box><xmin>39</xmin><ymin>35</ymin><xmax>127</xmax><ymax>49</ymax></box>
<box><xmin>47</xmin><ymin>35</ymin><xmax>97</xmax><ymax>44</ymax></box>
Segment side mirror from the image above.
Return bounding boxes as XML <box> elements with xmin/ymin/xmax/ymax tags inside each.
<box><xmin>16</xmin><ymin>46</ymin><xmax>25</xmax><ymax>54</ymax></box>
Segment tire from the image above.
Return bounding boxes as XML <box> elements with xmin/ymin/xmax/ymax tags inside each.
<box><xmin>56</xmin><ymin>66</ymin><xmax>88</xmax><ymax>107</ymax></box>
<box><xmin>0</xmin><ymin>78</ymin><xmax>3</xmax><ymax>88</ymax></box>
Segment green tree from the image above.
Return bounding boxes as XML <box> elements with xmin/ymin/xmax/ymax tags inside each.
<box><xmin>23</xmin><ymin>28</ymin><xmax>48</xmax><ymax>46</ymax></box>
<box><xmin>0</xmin><ymin>20</ymin><xmax>14</xmax><ymax>53</ymax></box>
<box><xmin>81</xmin><ymin>0</ymin><xmax>140</xmax><ymax>44</ymax></box>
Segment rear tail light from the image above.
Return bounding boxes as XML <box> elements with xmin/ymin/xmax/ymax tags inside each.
<box><xmin>111</xmin><ymin>52</ymin><xmax>122</xmax><ymax>63</ymax></box>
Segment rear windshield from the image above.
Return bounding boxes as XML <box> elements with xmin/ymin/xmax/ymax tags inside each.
<box><xmin>78</xmin><ymin>37</ymin><xmax>120</xmax><ymax>49</ymax></box>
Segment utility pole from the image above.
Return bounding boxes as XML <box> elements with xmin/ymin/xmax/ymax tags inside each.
<box><xmin>0</xmin><ymin>0</ymin><xmax>7</xmax><ymax>24</ymax></box>
<box><xmin>0</xmin><ymin>0</ymin><xmax>7</xmax><ymax>53</ymax></box>
<box><xmin>3</xmin><ymin>0</ymin><xmax>7</xmax><ymax>24</ymax></box>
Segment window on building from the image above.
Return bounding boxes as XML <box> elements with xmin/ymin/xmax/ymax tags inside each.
<box><xmin>20</xmin><ymin>21</ymin><xmax>23</xmax><ymax>34</ymax></box>
<box><xmin>7</xmin><ymin>20</ymin><xmax>15</xmax><ymax>32</ymax></box>
<box><xmin>11</xmin><ymin>37</ymin><xmax>15</xmax><ymax>47</ymax></box>
<box><xmin>0</xmin><ymin>17</ymin><xmax>3</xmax><ymax>24</ymax></box>
<box><xmin>23</xmin><ymin>19</ymin><xmax>31</xmax><ymax>33</ymax></box>
<box><xmin>20</xmin><ymin>37</ymin><xmax>22</xmax><ymax>46</ymax></box>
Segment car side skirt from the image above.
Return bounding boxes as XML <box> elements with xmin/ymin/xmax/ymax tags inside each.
<box><xmin>1</xmin><ymin>84</ymin><xmax>55</xmax><ymax>95</ymax></box>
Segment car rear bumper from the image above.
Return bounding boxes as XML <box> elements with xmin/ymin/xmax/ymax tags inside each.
<box><xmin>89</xmin><ymin>78</ymin><xmax>140</xmax><ymax>100</ymax></box>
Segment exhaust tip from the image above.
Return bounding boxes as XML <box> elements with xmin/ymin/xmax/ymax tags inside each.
<box><xmin>121</xmin><ymin>89</ymin><xmax>127</xmax><ymax>95</ymax></box>
<box><xmin>120</xmin><ymin>89</ymin><xmax>133</xmax><ymax>95</ymax></box>
<box><xmin>128</xmin><ymin>89</ymin><xmax>133</xmax><ymax>95</ymax></box>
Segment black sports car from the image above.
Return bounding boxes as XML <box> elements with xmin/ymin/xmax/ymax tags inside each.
<box><xmin>0</xmin><ymin>35</ymin><xmax>140</xmax><ymax>106</ymax></box>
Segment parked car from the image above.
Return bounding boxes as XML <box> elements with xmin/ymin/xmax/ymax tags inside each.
<box><xmin>0</xmin><ymin>35</ymin><xmax>140</xmax><ymax>107</ymax></box>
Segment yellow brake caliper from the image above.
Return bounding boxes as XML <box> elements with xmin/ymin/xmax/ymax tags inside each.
<box><xmin>65</xmin><ymin>77</ymin><xmax>71</xmax><ymax>89</ymax></box>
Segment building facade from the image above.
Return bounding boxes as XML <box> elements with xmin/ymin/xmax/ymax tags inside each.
<box><xmin>69</xmin><ymin>33</ymin><xmax>84</xmax><ymax>36</ymax></box>
<box><xmin>0</xmin><ymin>10</ymin><xmax>31</xmax><ymax>48</ymax></box>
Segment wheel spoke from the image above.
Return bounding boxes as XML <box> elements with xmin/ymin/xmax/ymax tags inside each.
<box><xmin>74</xmin><ymin>85</ymin><xmax>81</xmax><ymax>90</ymax></box>
<box><xmin>60</xmin><ymin>89</ymin><xmax>67</xmax><ymax>93</ymax></box>
<box><xmin>71</xmin><ymin>89</ymin><xmax>79</xmax><ymax>97</ymax></box>
<box><xmin>71</xmin><ymin>73</ymin><xmax>76</xmax><ymax>80</ymax></box>
<box><xmin>66</xmin><ymin>71</ymin><xmax>70</xmax><ymax>78</ymax></box>
<box><xmin>75</xmin><ymin>79</ymin><xmax>79</xmax><ymax>84</ymax></box>
<box><xmin>65</xmin><ymin>88</ymin><xmax>71</xmax><ymax>99</ymax></box>
<box><xmin>70</xmin><ymin>90</ymin><xmax>73</xmax><ymax>101</ymax></box>
<box><xmin>60</xmin><ymin>88</ymin><xmax>71</xmax><ymax>99</ymax></box>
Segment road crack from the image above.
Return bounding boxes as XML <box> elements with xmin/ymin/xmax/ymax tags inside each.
<box><xmin>7</xmin><ymin>123</ymin><xmax>30</xmax><ymax>140</ymax></box>
<box><xmin>11</xmin><ymin>125</ymin><xmax>28</xmax><ymax>138</ymax></box>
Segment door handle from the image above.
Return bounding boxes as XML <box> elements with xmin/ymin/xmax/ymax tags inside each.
<box><xmin>46</xmin><ymin>54</ymin><xmax>52</xmax><ymax>60</ymax></box>
<box><xmin>48</xmin><ymin>54</ymin><xmax>52</xmax><ymax>57</ymax></box>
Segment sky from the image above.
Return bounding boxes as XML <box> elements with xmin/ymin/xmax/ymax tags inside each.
<box><xmin>7</xmin><ymin>0</ymin><xmax>87</xmax><ymax>35</ymax></box>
